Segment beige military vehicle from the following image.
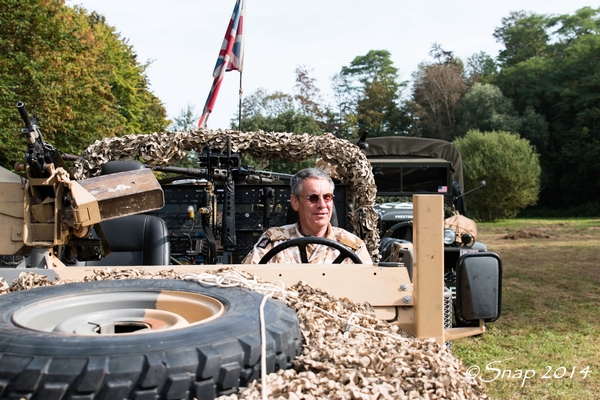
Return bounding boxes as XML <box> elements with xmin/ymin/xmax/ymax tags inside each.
<box><xmin>0</xmin><ymin>103</ymin><xmax>501</xmax><ymax>399</ymax></box>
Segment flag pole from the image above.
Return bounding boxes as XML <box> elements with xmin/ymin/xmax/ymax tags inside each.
<box><xmin>238</xmin><ymin>71</ymin><xmax>243</xmax><ymax>131</ymax></box>
<box><xmin>198</xmin><ymin>0</ymin><xmax>245</xmax><ymax>129</ymax></box>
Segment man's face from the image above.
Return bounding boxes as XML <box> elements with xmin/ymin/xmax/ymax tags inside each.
<box><xmin>290</xmin><ymin>178</ymin><xmax>333</xmax><ymax>236</ymax></box>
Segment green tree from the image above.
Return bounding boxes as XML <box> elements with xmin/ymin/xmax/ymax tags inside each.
<box><xmin>87</xmin><ymin>12</ymin><xmax>168</xmax><ymax>135</ymax></box>
<box><xmin>0</xmin><ymin>0</ymin><xmax>168</xmax><ymax>170</ymax></box>
<box><xmin>493</xmin><ymin>11</ymin><xmax>550</xmax><ymax>68</ymax></box>
<box><xmin>459</xmin><ymin>83</ymin><xmax>550</xmax><ymax>154</ymax></box>
<box><xmin>465</xmin><ymin>51</ymin><xmax>498</xmax><ymax>84</ymax></box>
<box><xmin>294</xmin><ymin>65</ymin><xmax>323</xmax><ymax>120</ymax></box>
<box><xmin>238</xmin><ymin>88</ymin><xmax>294</xmax><ymax>122</ymax></box>
<box><xmin>459</xmin><ymin>83</ymin><xmax>521</xmax><ymax>134</ymax></box>
<box><xmin>293</xmin><ymin>65</ymin><xmax>341</xmax><ymax>135</ymax></box>
<box><xmin>334</xmin><ymin>50</ymin><xmax>409</xmax><ymax>139</ymax></box>
<box><xmin>235</xmin><ymin>88</ymin><xmax>320</xmax><ymax>174</ymax></box>
<box><xmin>491</xmin><ymin>7</ymin><xmax>600</xmax><ymax>209</ymax></box>
<box><xmin>518</xmin><ymin>105</ymin><xmax>550</xmax><ymax>155</ymax></box>
<box><xmin>170</xmin><ymin>103</ymin><xmax>199</xmax><ymax>131</ymax></box>
<box><xmin>329</xmin><ymin>72</ymin><xmax>357</xmax><ymax>137</ymax></box>
<box><xmin>411</xmin><ymin>44</ymin><xmax>468</xmax><ymax>140</ymax></box>
<box><xmin>168</xmin><ymin>104</ymin><xmax>200</xmax><ymax>168</ymax></box>
<box><xmin>455</xmin><ymin>130</ymin><xmax>541</xmax><ymax>222</ymax></box>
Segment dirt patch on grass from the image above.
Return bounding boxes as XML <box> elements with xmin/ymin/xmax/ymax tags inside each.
<box><xmin>501</xmin><ymin>228</ymin><xmax>551</xmax><ymax>240</ymax></box>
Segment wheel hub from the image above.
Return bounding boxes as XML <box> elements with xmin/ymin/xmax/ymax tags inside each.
<box><xmin>12</xmin><ymin>290</ymin><xmax>225</xmax><ymax>335</ymax></box>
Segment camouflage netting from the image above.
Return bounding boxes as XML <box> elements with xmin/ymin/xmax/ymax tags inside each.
<box><xmin>0</xmin><ymin>270</ymin><xmax>487</xmax><ymax>400</ymax></box>
<box><xmin>71</xmin><ymin>130</ymin><xmax>380</xmax><ymax>259</ymax></box>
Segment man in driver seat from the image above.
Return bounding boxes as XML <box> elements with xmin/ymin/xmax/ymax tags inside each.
<box><xmin>243</xmin><ymin>168</ymin><xmax>372</xmax><ymax>264</ymax></box>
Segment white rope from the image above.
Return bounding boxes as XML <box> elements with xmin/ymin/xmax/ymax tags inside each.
<box><xmin>183</xmin><ymin>270</ymin><xmax>290</xmax><ymax>298</ymax></box>
<box><xmin>183</xmin><ymin>270</ymin><xmax>293</xmax><ymax>399</ymax></box>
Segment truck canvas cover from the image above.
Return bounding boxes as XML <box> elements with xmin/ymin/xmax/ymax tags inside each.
<box><xmin>355</xmin><ymin>136</ymin><xmax>464</xmax><ymax>189</ymax></box>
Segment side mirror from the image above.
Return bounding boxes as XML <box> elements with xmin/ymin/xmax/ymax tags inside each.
<box><xmin>455</xmin><ymin>252</ymin><xmax>502</xmax><ymax>323</ymax></box>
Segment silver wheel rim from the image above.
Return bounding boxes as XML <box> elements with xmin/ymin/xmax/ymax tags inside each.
<box><xmin>12</xmin><ymin>290</ymin><xmax>225</xmax><ymax>335</ymax></box>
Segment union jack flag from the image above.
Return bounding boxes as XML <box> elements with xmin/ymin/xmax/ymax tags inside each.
<box><xmin>199</xmin><ymin>0</ymin><xmax>246</xmax><ymax>128</ymax></box>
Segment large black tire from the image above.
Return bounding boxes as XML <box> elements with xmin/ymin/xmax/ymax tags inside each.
<box><xmin>0</xmin><ymin>279</ymin><xmax>302</xmax><ymax>400</ymax></box>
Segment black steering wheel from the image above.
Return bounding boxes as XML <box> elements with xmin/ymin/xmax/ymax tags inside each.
<box><xmin>258</xmin><ymin>237</ymin><xmax>362</xmax><ymax>264</ymax></box>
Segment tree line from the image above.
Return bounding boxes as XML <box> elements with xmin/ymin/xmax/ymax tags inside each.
<box><xmin>0</xmin><ymin>0</ymin><xmax>170</xmax><ymax>170</ymax></box>
<box><xmin>1</xmin><ymin>1</ymin><xmax>598</xmax><ymax>216</ymax></box>
<box><xmin>234</xmin><ymin>7</ymin><xmax>600</xmax><ymax>215</ymax></box>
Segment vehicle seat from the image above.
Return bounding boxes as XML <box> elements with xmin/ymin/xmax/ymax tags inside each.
<box><xmin>100</xmin><ymin>159</ymin><xmax>145</xmax><ymax>174</ymax></box>
<box><xmin>84</xmin><ymin>160</ymin><xmax>170</xmax><ymax>266</ymax></box>
<box><xmin>85</xmin><ymin>214</ymin><xmax>170</xmax><ymax>266</ymax></box>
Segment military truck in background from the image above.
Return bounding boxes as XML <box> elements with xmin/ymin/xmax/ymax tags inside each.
<box><xmin>354</xmin><ymin>135</ymin><xmax>495</xmax><ymax>326</ymax></box>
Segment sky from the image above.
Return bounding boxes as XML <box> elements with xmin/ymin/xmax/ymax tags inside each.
<box><xmin>66</xmin><ymin>0</ymin><xmax>595</xmax><ymax>130</ymax></box>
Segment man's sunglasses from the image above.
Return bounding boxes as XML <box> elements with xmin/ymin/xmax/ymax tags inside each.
<box><xmin>297</xmin><ymin>193</ymin><xmax>335</xmax><ymax>203</ymax></box>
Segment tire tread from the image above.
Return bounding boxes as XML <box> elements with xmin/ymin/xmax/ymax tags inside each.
<box><xmin>0</xmin><ymin>280</ymin><xmax>301</xmax><ymax>400</ymax></box>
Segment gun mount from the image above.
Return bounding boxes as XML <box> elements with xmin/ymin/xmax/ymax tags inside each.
<box><xmin>2</xmin><ymin>102</ymin><xmax>165</xmax><ymax>269</ymax></box>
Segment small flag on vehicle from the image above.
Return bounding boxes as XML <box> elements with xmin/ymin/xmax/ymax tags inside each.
<box><xmin>438</xmin><ymin>186</ymin><xmax>448</xmax><ymax>193</ymax></box>
<box><xmin>198</xmin><ymin>0</ymin><xmax>246</xmax><ymax>128</ymax></box>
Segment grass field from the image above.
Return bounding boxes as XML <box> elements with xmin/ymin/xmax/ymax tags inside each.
<box><xmin>453</xmin><ymin>219</ymin><xmax>600</xmax><ymax>400</ymax></box>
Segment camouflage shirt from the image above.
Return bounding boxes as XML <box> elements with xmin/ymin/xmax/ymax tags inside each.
<box><xmin>242</xmin><ymin>223</ymin><xmax>373</xmax><ymax>264</ymax></box>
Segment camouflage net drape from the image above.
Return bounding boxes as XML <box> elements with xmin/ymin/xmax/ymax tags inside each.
<box><xmin>1</xmin><ymin>269</ymin><xmax>487</xmax><ymax>399</ymax></box>
<box><xmin>72</xmin><ymin>130</ymin><xmax>380</xmax><ymax>259</ymax></box>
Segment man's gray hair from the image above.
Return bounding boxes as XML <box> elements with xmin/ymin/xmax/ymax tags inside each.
<box><xmin>291</xmin><ymin>168</ymin><xmax>335</xmax><ymax>196</ymax></box>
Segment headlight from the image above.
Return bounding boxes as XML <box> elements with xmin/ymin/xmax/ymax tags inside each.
<box><xmin>444</xmin><ymin>228</ymin><xmax>457</xmax><ymax>245</ymax></box>
<box><xmin>461</xmin><ymin>232</ymin><xmax>474</xmax><ymax>247</ymax></box>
